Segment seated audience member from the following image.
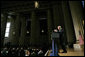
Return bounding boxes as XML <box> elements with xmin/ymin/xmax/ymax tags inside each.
<box><xmin>19</xmin><ymin>47</ymin><xmax>25</xmax><ymax>56</ymax></box>
<box><xmin>11</xmin><ymin>48</ymin><xmax>16</xmax><ymax>56</ymax></box>
<box><xmin>25</xmin><ymin>49</ymin><xmax>30</xmax><ymax>56</ymax></box>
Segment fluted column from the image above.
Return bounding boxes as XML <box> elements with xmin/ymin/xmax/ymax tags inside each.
<box><xmin>13</xmin><ymin>13</ymin><xmax>21</xmax><ymax>46</ymax></box>
<box><xmin>19</xmin><ymin>14</ymin><xmax>26</xmax><ymax>47</ymax></box>
<box><xmin>30</xmin><ymin>11</ymin><xmax>40</xmax><ymax>47</ymax></box>
<box><xmin>47</xmin><ymin>9</ymin><xmax>52</xmax><ymax>46</ymax></box>
<box><xmin>30</xmin><ymin>11</ymin><xmax>36</xmax><ymax>46</ymax></box>
<box><xmin>1</xmin><ymin>13</ymin><xmax>8</xmax><ymax>47</ymax></box>
<box><xmin>8</xmin><ymin>15</ymin><xmax>15</xmax><ymax>46</ymax></box>
<box><xmin>53</xmin><ymin>4</ymin><xmax>61</xmax><ymax>28</ymax></box>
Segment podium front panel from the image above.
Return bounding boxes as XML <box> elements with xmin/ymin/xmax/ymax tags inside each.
<box><xmin>51</xmin><ymin>32</ymin><xmax>60</xmax><ymax>39</ymax></box>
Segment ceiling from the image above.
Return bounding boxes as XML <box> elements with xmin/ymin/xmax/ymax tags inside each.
<box><xmin>1</xmin><ymin>1</ymin><xmax>61</xmax><ymax>13</ymax></box>
<box><xmin>1</xmin><ymin>1</ymin><xmax>52</xmax><ymax>9</ymax></box>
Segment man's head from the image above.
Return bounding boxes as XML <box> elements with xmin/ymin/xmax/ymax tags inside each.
<box><xmin>57</xmin><ymin>26</ymin><xmax>62</xmax><ymax>30</ymax></box>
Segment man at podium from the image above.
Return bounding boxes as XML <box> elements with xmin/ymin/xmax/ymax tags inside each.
<box><xmin>57</xmin><ymin>26</ymin><xmax>67</xmax><ymax>53</ymax></box>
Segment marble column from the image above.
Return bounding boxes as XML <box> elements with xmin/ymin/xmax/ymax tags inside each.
<box><xmin>13</xmin><ymin>13</ymin><xmax>21</xmax><ymax>46</ymax></box>
<box><xmin>30</xmin><ymin>11</ymin><xmax>40</xmax><ymax>47</ymax></box>
<box><xmin>58</xmin><ymin>2</ymin><xmax>68</xmax><ymax>45</ymax></box>
<box><xmin>19</xmin><ymin>14</ymin><xmax>26</xmax><ymax>47</ymax></box>
<box><xmin>8</xmin><ymin>15</ymin><xmax>16</xmax><ymax>46</ymax></box>
<box><xmin>1</xmin><ymin>12</ymin><xmax>8</xmax><ymax>47</ymax></box>
<box><xmin>61</xmin><ymin>1</ymin><xmax>76</xmax><ymax>46</ymax></box>
<box><xmin>47</xmin><ymin>9</ymin><xmax>52</xmax><ymax>46</ymax></box>
<box><xmin>52</xmin><ymin>4</ymin><xmax>60</xmax><ymax>28</ymax></box>
<box><xmin>8</xmin><ymin>14</ymin><xmax>20</xmax><ymax>46</ymax></box>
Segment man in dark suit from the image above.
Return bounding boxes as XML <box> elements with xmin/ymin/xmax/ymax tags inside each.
<box><xmin>57</xmin><ymin>26</ymin><xmax>67</xmax><ymax>53</ymax></box>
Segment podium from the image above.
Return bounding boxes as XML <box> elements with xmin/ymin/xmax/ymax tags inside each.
<box><xmin>50</xmin><ymin>32</ymin><xmax>60</xmax><ymax>56</ymax></box>
<box><xmin>51</xmin><ymin>32</ymin><xmax>60</xmax><ymax>39</ymax></box>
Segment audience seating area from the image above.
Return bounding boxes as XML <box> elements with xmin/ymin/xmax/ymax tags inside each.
<box><xmin>1</xmin><ymin>47</ymin><xmax>48</xmax><ymax>56</ymax></box>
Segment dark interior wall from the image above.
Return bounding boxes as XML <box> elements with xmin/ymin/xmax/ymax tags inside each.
<box><xmin>2</xmin><ymin>1</ymin><xmax>82</xmax><ymax>48</ymax></box>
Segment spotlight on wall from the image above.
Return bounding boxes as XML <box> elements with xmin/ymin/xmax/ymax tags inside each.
<box><xmin>13</xmin><ymin>32</ymin><xmax>15</xmax><ymax>35</ymax></box>
<box><xmin>8</xmin><ymin>16</ymin><xmax>11</xmax><ymax>18</ymax></box>
<box><xmin>1</xmin><ymin>14</ymin><xmax>3</xmax><ymax>17</ymax></box>
<box><xmin>42</xmin><ymin>30</ymin><xmax>44</xmax><ymax>33</ymax></box>
<box><xmin>27</xmin><ymin>31</ymin><xmax>29</xmax><ymax>34</ymax></box>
